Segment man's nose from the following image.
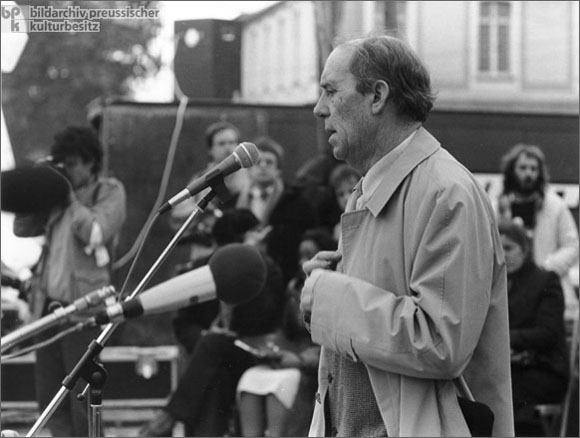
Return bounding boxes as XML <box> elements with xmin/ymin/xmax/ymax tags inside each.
<box><xmin>313</xmin><ymin>98</ymin><xmax>326</xmax><ymax>118</ymax></box>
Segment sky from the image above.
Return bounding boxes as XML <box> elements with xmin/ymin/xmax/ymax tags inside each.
<box><xmin>160</xmin><ymin>1</ymin><xmax>279</xmax><ymax>21</ymax></box>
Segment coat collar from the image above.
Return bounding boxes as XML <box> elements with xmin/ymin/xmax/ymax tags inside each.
<box><xmin>365</xmin><ymin>127</ymin><xmax>440</xmax><ymax>217</ymax></box>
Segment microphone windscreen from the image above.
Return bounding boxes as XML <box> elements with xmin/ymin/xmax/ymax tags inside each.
<box><xmin>209</xmin><ymin>243</ymin><xmax>267</xmax><ymax>305</ymax></box>
<box><xmin>235</xmin><ymin>142</ymin><xmax>260</xmax><ymax>168</ymax></box>
<box><xmin>1</xmin><ymin>165</ymin><xmax>71</xmax><ymax>214</ymax></box>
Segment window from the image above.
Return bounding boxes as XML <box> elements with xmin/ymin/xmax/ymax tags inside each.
<box><xmin>478</xmin><ymin>1</ymin><xmax>511</xmax><ymax>76</ymax></box>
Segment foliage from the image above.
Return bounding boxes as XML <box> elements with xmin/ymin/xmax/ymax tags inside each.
<box><xmin>2</xmin><ymin>0</ymin><xmax>162</xmax><ymax>163</ymax></box>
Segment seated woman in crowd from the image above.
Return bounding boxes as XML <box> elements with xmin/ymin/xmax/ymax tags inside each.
<box><xmin>499</xmin><ymin>220</ymin><xmax>569</xmax><ymax>436</ymax></box>
<box><xmin>236</xmin><ymin>228</ymin><xmax>336</xmax><ymax>437</ymax></box>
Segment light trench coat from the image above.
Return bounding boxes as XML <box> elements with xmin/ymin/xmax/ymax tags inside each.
<box><xmin>306</xmin><ymin>128</ymin><xmax>514</xmax><ymax>437</ymax></box>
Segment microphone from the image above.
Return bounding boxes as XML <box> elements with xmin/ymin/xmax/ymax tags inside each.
<box><xmin>158</xmin><ymin>142</ymin><xmax>260</xmax><ymax>214</ymax></box>
<box><xmin>93</xmin><ymin>243</ymin><xmax>266</xmax><ymax>325</ymax></box>
<box><xmin>1</xmin><ymin>164</ymin><xmax>71</xmax><ymax>214</ymax></box>
<box><xmin>0</xmin><ymin>285</ymin><xmax>116</xmax><ymax>353</ymax></box>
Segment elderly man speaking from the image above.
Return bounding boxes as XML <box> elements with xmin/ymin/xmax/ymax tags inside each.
<box><xmin>300</xmin><ymin>35</ymin><xmax>514</xmax><ymax>437</ymax></box>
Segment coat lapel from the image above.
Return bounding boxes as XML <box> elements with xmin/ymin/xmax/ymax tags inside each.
<box><xmin>366</xmin><ymin>127</ymin><xmax>440</xmax><ymax>217</ymax></box>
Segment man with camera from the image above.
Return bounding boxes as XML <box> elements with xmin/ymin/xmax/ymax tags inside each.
<box><xmin>13</xmin><ymin>126</ymin><xmax>126</xmax><ymax>437</ymax></box>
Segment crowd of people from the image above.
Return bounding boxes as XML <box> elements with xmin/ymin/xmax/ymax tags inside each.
<box><xmin>2</xmin><ymin>34</ymin><xmax>578</xmax><ymax>438</ymax></box>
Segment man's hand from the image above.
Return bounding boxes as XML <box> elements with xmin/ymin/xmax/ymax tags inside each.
<box><xmin>302</xmin><ymin>251</ymin><xmax>342</xmax><ymax>276</ymax></box>
<box><xmin>300</xmin><ymin>251</ymin><xmax>342</xmax><ymax>331</ymax></box>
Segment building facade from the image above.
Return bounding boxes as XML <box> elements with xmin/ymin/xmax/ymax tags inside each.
<box><xmin>235</xmin><ymin>1</ymin><xmax>579</xmax><ymax>219</ymax></box>
<box><xmin>240</xmin><ymin>1</ymin><xmax>319</xmax><ymax>104</ymax></box>
<box><xmin>239</xmin><ymin>1</ymin><xmax>579</xmax><ymax>115</ymax></box>
<box><xmin>411</xmin><ymin>1</ymin><xmax>579</xmax><ymax>114</ymax></box>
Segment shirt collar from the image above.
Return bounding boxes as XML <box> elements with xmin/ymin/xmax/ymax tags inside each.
<box><xmin>361</xmin><ymin>127</ymin><xmax>441</xmax><ymax>217</ymax></box>
<box><xmin>359</xmin><ymin>129</ymin><xmax>419</xmax><ymax>208</ymax></box>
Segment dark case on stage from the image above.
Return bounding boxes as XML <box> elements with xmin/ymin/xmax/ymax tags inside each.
<box><xmin>1</xmin><ymin>346</ymin><xmax>179</xmax><ymax>409</ymax></box>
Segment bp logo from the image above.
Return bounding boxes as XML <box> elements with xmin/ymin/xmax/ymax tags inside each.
<box><xmin>1</xmin><ymin>4</ymin><xmax>29</xmax><ymax>33</ymax></box>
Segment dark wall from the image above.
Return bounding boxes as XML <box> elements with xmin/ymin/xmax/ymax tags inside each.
<box><xmin>424</xmin><ymin>110</ymin><xmax>579</xmax><ymax>183</ymax></box>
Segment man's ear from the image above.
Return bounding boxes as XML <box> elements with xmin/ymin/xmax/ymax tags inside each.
<box><xmin>371</xmin><ymin>80</ymin><xmax>390</xmax><ymax>114</ymax></box>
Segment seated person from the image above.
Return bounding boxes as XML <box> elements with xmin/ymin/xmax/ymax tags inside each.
<box><xmin>140</xmin><ymin>209</ymin><xmax>285</xmax><ymax>437</ymax></box>
<box><xmin>170</xmin><ymin>121</ymin><xmax>250</xmax><ymax>265</ymax></box>
<box><xmin>499</xmin><ymin>220</ymin><xmax>569</xmax><ymax>436</ymax></box>
<box><xmin>236</xmin><ymin>228</ymin><xmax>336</xmax><ymax>437</ymax></box>
<box><xmin>294</xmin><ymin>151</ymin><xmax>342</xmax><ymax>233</ymax></box>
<box><xmin>236</xmin><ymin>136</ymin><xmax>319</xmax><ymax>284</ymax></box>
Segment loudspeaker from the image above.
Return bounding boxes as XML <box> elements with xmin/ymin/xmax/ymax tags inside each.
<box><xmin>173</xmin><ymin>19</ymin><xmax>242</xmax><ymax>100</ymax></box>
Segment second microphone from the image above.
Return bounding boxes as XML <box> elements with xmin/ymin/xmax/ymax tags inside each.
<box><xmin>93</xmin><ymin>243</ymin><xmax>266</xmax><ymax>325</ymax></box>
<box><xmin>158</xmin><ymin>142</ymin><xmax>260</xmax><ymax>214</ymax></box>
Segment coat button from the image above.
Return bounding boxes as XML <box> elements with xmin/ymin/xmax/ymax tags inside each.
<box><xmin>315</xmin><ymin>392</ymin><xmax>321</xmax><ymax>404</ymax></box>
<box><xmin>327</xmin><ymin>373</ymin><xmax>333</xmax><ymax>384</ymax></box>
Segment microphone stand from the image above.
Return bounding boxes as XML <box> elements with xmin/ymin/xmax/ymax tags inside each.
<box><xmin>25</xmin><ymin>188</ymin><xmax>219</xmax><ymax>437</ymax></box>
<box><xmin>1</xmin><ymin>286</ymin><xmax>116</xmax><ymax>354</ymax></box>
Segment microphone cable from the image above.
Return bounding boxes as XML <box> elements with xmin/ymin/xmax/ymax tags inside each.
<box><xmin>112</xmin><ymin>95</ymin><xmax>189</xmax><ymax>272</ymax></box>
<box><xmin>112</xmin><ymin>28</ymin><xmax>195</xmax><ymax>272</ymax></box>
<box><xmin>116</xmin><ymin>210</ymin><xmax>159</xmax><ymax>300</ymax></box>
<box><xmin>1</xmin><ymin>320</ymin><xmax>93</xmax><ymax>361</ymax></box>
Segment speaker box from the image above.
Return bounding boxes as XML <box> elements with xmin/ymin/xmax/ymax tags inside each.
<box><xmin>173</xmin><ymin>19</ymin><xmax>242</xmax><ymax>100</ymax></box>
<box><xmin>1</xmin><ymin>346</ymin><xmax>179</xmax><ymax>409</ymax></box>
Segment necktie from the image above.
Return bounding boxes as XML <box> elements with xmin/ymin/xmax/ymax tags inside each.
<box><xmin>345</xmin><ymin>179</ymin><xmax>363</xmax><ymax>212</ymax></box>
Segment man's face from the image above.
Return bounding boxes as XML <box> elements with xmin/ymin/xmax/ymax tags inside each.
<box><xmin>313</xmin><ymin>46</ymin><xmax>374</xmax><ymax>170</ymax></box>
<box><xmin>250</xmin><ymin>150</ymin><xmax>280</xmax><ymax>186</ymax></box>
<box><xmin>61</xmin><ymin>155</ymin><xmax>94</xmax><ymax>189</ymax></box>
<box><xmin>513</xmin><ymin>154</ymin><xmax>540</xmax><ymax>195</ymax></box>
<box><xmin>209</xmin><ymin>128</ymin><xmax>238</xmax><ymax>163</ymax></box>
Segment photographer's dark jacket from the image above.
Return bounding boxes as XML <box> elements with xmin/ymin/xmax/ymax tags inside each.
<box><xmin>14</xmin><ymin>177</ymin><xmax>126</xmax><ymax>319</ymax></box>
<box><xmin>508</xmin><ymin>261</ymin><xmax>569</xmax><ymax>379</ymax></box>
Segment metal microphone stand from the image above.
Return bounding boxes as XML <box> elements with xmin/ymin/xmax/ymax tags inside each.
<box><xmin>26</xmin><ymin>188</ymin><xmax>219</xmax><ymax>437</ymax></box>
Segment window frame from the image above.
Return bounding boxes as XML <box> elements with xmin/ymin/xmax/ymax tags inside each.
<box><xmin>477</xmin><ymin>1</ymin><xmax>513</xmax><ymax>81</ymax></box>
